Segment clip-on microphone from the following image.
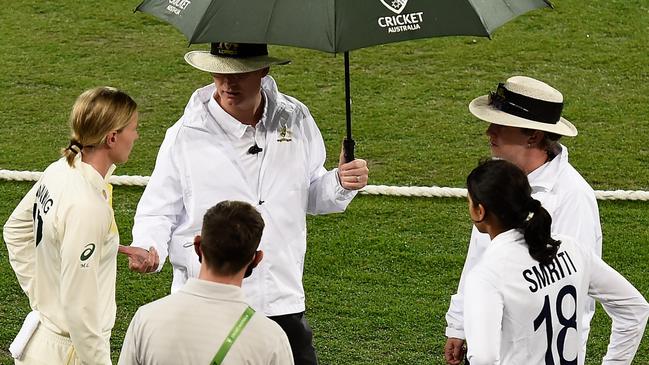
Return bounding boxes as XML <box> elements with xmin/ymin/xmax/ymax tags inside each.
<box><xmin>248</xmin><ymin>144</ymin><xmax>263</xmax><ymax>155</ymax></box>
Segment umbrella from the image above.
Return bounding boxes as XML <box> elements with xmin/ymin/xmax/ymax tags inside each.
<box><xmin>136</xmin><ymin>0</ymin><xmax>552</xmax><ymax>160</ymax></box>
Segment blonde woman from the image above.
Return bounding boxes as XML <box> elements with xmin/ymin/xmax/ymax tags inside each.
<box><xmin>3</xmin><ymin>87</ymin><xmax>139</xmax><ymax>364</ymax></box>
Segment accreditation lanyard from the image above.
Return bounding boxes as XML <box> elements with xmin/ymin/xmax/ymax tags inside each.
<box><xmin>211</xmin><ymin>306</ymin><xmax>256</xmax><ymax>365</ymax></box>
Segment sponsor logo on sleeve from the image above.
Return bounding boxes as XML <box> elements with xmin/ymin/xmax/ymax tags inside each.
<box><xmin>80</xmin><ymin>243</ymin><xmax>96</xmax><ymax>268</ymax></box>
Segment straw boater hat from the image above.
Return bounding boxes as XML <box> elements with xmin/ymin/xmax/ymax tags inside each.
<box><xmin>469</xmin><ymin>76</ymin><xmax>577</xmax><ymax>137</ymax></box>
<box><xmin>184</xmin><ymin>42</ymin><xmax>290</xmax><ymax>74</ymax></box>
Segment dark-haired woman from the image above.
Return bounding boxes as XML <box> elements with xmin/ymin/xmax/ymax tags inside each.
<box><xmin>463</xmin><ymin>159</ymin><xmax>648</xmax><ymax>365</ymax></box>
<box><xmin>4</xmin><ymin>87</ymin><xmax>139</xmax><ymax>364</ymax></box>
<box><xmin>445</xmin><ymin>76</ymin><xmax>602</xmax><ymax>365</ymax></box>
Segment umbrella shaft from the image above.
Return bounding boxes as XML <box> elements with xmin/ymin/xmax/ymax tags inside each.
<box><xmin>344</xmin><ymin>52</ymin><xmax>352</xmax><ymax>141</ymax></box>
<box><xmin>343</xmin><ymin>51</ymin><xmax>355</xmax><ymax>162</ymax></box>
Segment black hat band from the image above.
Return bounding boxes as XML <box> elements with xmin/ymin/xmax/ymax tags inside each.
<box><xmin>210</xmin><ymin>42</ymin><xmax>268</xmax><ymax>58</ymax></box>
<box><xmin>488</xmin><ymin>83</ymin><xmax>564</xmax><ymax>124</ymax></box>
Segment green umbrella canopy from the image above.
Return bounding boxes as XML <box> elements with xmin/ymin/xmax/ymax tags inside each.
<box><xmin>137</xmin><ymin>0</ymin><xmax>552</xmax><ymax>53</ymax></box>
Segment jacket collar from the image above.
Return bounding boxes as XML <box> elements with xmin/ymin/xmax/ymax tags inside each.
<box><xmin>206</xmin><ymin>91</ymin><xmax>269</xmax><ymax>139</ymax></box>
<box><xmin>190</xmin><ymin>76</ymin><xmax>282</xmax><ymax>138</ymax></box>
<box><xmin>527</xmin><ymin>144</ymin><xmax>569</xmax><ymax>193</ymax></box>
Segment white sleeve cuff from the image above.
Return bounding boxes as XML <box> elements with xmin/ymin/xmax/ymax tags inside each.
<box><xmin>445</xmin><ymin>327</ymin><xmax>466</xmax><ymax>340</ymax></box>
<box><xmin>333</xmin><ymin>167</ymin><xmax>357</xmax><ymax>196</ymax></box>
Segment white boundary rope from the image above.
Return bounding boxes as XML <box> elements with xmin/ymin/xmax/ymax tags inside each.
<box><xmin>2</xmin><ymin>169</ymin><xmax>648</xmax><ymax>201</ymax></box>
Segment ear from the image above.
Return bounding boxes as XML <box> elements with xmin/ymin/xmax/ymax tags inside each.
<box><xmin>476</xmin><ymin>203</ymin><xmax>486</xmax><ymax>222</ymax></box>
<box><xmin>105</xmin><ymin>130</ymin><xmax>118</xmax><ymax>147</ymax></box>
<box><xmin>471</xmin><ymin>202</ymin><xmax>487</xmax><ymax>223</ymax></box>
<box><xmin>193</xmin><ymin>235</ymin><xmax>202</xmax><ymax>262</ymax></box>
<box><xmin>527</xmin><ymin>130</ymin><xmax>544</xmax><ymax>146</ymax></box>
<box><xmin>251</xmin><ymin>250</ymin><xmax>263</xmax><ymax>268</ymax></box>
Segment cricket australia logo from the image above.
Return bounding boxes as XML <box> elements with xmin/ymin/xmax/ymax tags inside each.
<box><xmin>277</xmin><ymin>125</ymin><xmax>292</xmax><ymax>142</ymax></box>
<box><xmin>377</xmin><ymin>0</ymin><xmax>423</xmax><ymax>34</ymax></box>
<box><xmin>380</xmin><ymin>0</ymin><xmax>408</xmax><ymax>14</ymax></box>
<box><xmin>166</xmin><ymin>0</ymin><xmax>191</xmax><ymax>15</ymax></box>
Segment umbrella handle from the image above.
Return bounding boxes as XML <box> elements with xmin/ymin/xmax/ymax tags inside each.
<box><xmin>344</xmin><ymin>137</ymin><xmax>355</xmax><ymax>162</ymax></box>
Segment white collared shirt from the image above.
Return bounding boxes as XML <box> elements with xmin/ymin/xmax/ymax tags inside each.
<box><xmin>446</xmin><ymin>145</ymin><xmax>603</xmax><ymax>358</ymax></box>
<box><xmin>206</xmin><ymin>92</ymin><xmax>268</xmax><ymax>197</ymax></box>
<box><xmin>132</xmin><ymin>76</ymin><xmax>356</xmax><ymax>316</ymax></box>
<box><xmin>4</xmin><ymin>154</ymin><xmax>118</xmax><ymax>365</ymax></box>
<box><xmin>118</xmin><ymin>278</ymin><xmax>294</xmax><ymax>365</ymax></box>
<box><xmin>464</xmin><ymin>230</ymin><xmax>648</xmax><ymax>365</ymax></box>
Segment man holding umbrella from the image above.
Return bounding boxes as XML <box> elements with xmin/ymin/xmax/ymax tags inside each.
<box><xmin>120</xmin><ymin>42</ymin><xmax>369</xmax><ymax>364</ymax></box>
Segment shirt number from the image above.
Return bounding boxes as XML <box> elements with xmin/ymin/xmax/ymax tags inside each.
<box><xmin>32</xmin><ymin>203</ymin><xmax>44</xmax><ymax>247</ymax></box>
<box><xmin>533</xmin><ymin>284</ymin><xmax>578</xmax><ymax>365</ymax></box>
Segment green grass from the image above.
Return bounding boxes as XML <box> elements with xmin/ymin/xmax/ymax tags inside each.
<box><xmin>1</xmin><ymin>0</ymin><xmax>649</xmax><ymax>364</ymax></box>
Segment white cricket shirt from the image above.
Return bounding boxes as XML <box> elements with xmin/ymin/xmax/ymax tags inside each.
<box><xmin>4</xmin><ymin>155</ymin><xmax>118</xmax><ymax>365</ymax></box>
<box><xmin>464</xmin><ymin>229</ymin><xmax>649</xmax><ymax>365</ymax></box>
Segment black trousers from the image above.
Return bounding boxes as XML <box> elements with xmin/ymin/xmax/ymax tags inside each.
<box><xmin>269</xmin><ymin>312</ymin><xmax>318</xmax><ymax>365</ymax></box>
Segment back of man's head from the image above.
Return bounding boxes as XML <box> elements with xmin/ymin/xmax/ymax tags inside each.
<box><xmin>200</xmin><ymin>200</ymin><xmax>265</xmax><ymax>275</ymax></box>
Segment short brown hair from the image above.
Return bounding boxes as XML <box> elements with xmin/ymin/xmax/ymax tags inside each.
<box><xmin>200</xmin><ymin>201</ymin><xmax>265</xmax><ymax>275</ymax></box>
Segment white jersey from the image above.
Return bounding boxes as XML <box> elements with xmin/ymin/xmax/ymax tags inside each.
<box><xmin>4</xmin><ymin>155</ymin><xmax>118</xmax><ymax>365</ymax></box>
<box><xmin>464</xmin><ymin>229</ymin><xmax>649</xmax><ymax>365</ymax></box>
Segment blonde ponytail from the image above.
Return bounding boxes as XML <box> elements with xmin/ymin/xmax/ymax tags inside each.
<box><xmin>62</xmin><ymin>86</ymin><xmax>137</xmax><ymax>166</ymax></box>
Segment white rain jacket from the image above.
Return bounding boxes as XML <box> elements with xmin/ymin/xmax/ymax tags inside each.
<box><xmin>132</xmin><ymin>76</ymin><xmax>356</xmax><ymax>316</ymax></box>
